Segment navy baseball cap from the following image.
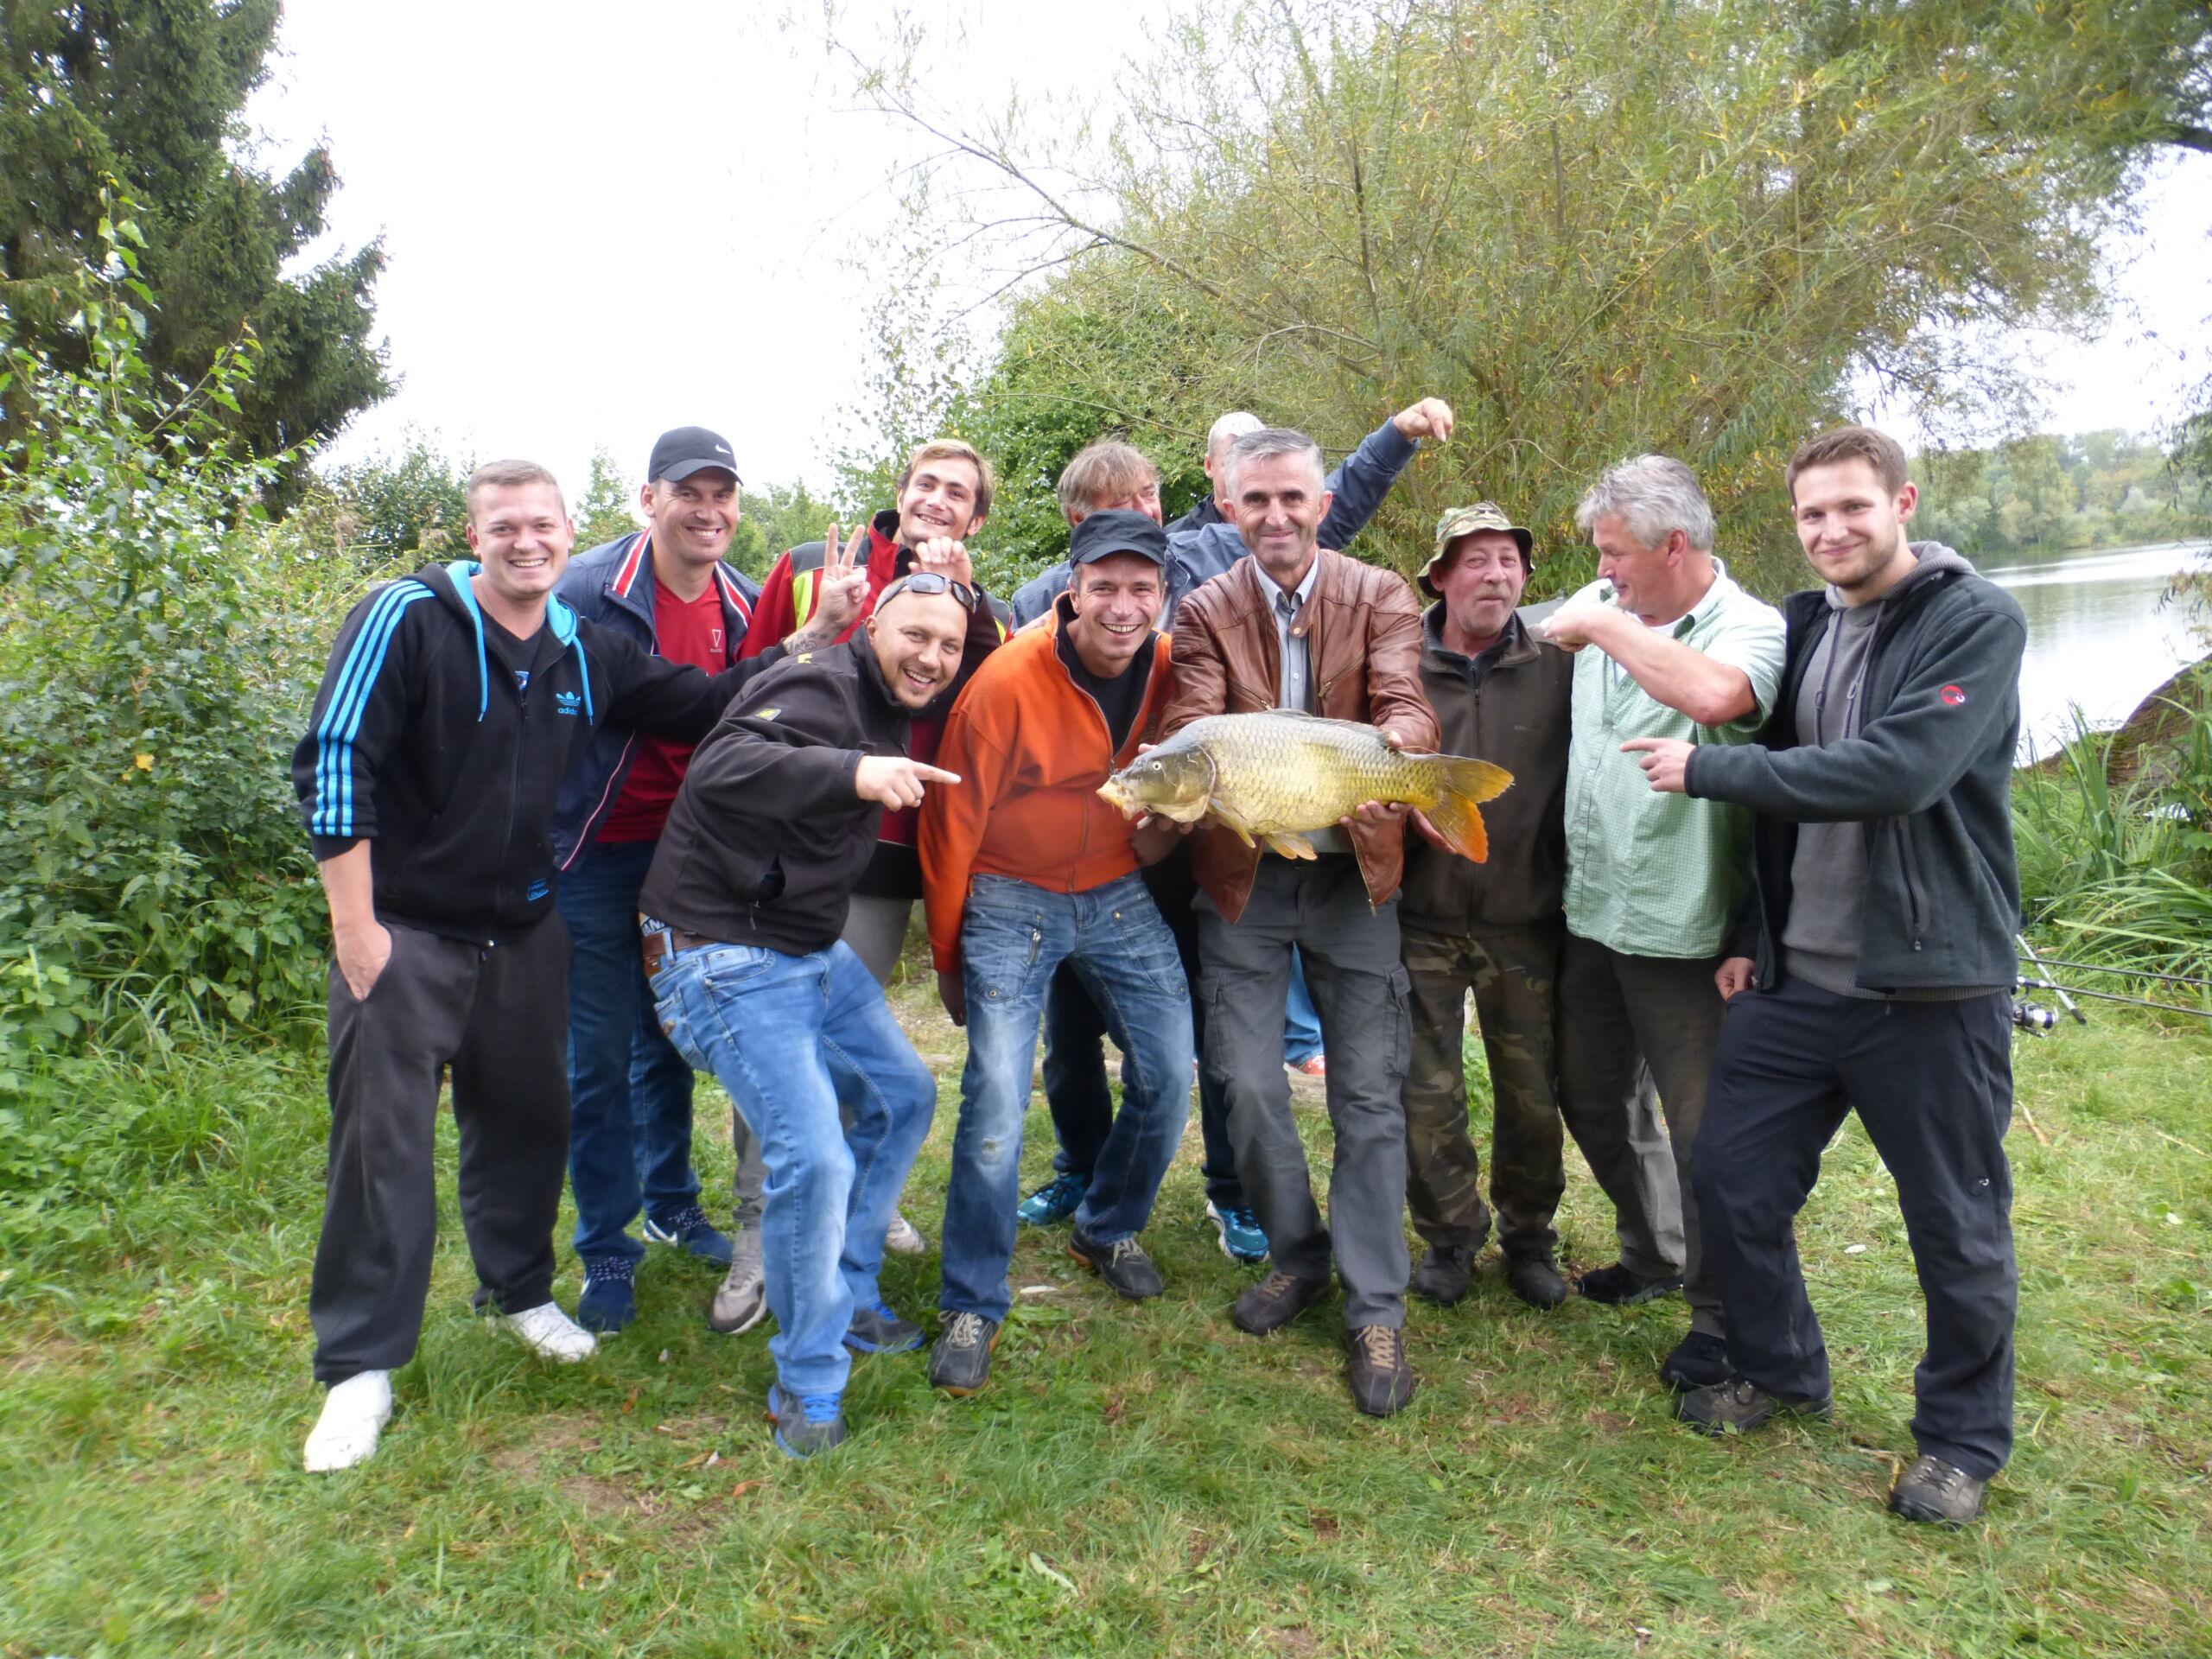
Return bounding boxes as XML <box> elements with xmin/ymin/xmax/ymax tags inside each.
<box><xmin>1069</xmin><ymin>508</ymin><xmax>1168</xmax><ymax>567</ymax></box>
<box><xmin>647</xmin><ymin>426</ymin><xmax>742</xmax><ymax>486</ymax></box>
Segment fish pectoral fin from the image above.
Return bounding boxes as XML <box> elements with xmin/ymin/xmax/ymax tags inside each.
<box><xmin>1208</xmin><ymin>804</ymin><xmax>1259</xmax><ymax>849</ymax></box>
<box><xmin>1262</xmin><ymin>832</ymin><xmax>1319</xmax><ymax>861</ymax></box>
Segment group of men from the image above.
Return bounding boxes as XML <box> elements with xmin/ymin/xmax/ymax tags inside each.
<box><xmin>290</xmin><ymin>402</ymin><xmax>2027</xmax><ymax>1528</ymax></box>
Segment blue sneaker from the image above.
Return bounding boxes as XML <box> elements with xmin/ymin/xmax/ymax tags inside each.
<box><xmin>1016</xmin><ymin>1173</ymin><xmax>1089</xmax><ymax>1227</ymax></box>
<box><xmin>845</xmin><ymin>1300</ymin><xmax>925</xmax><ymax>1354</ymax></box>
<box><xmin>766</xmin><ymin>1382</ymin><xmax>847</xmax><ymax>1459</ymax></box>
<box><xmin>576</xmin><ymin>1257</ymin><xmax>636</xmax><ymax>1333</ymax></box>
<box><xmin>1206</xmin><ymin>1201</ymin><xmax>1269</xmax><ymax>1265</ymax></box>
<box><xmin>644</xmin><ymin>1202</ymin><xmax>735</xmax><ymax>1268</ymax></box>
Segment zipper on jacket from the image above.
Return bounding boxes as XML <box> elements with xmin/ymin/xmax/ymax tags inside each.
<box><xmin>1892</xmin><ymin>818</ymin><xmax>1927</xmax><ymax>952</ymax></box>
<box><xmin>499</xmin><ymin>677</ymin><xmax>530</xmax><ymax>926</ymax></box>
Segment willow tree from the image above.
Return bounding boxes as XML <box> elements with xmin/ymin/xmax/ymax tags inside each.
<box><xmin>846</xmin><ymin>0</ymin><xmax>2183</xmax><ymax>595</ymax></box>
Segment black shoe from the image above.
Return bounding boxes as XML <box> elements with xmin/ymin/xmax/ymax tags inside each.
<box><xmin>1069</xmin><ymin>1230</ymin><xmax>1165</xmax><ymax>1300</ymax></box>
<box><xmin>1346</xmin><ymin>1325</ymin><xmax>1417</xmax><ymax>1417</ymax></box>
<box><xmin>1577</xmin><ymin>1261</ymin><xmax>1684</xmax><ymax>1306</ymax></box>
<box><xmin>1676</xmin><ymin>1376</ymin><xmax>1833</xmax><ymax>1437</ymax></box>
<box><xmin>1659</xmin><ymin>1331</ymin><xmax>1732</xmax><ymax>1391</ymax></box>
<box><xmin>1504</xmin><ymin>1254</ymin><xmax>1570</xmax><ymax>1310</ymax></box>
<box><xmin>927</xmin><ymin>1312</ymin><xmax>1000</xmax><ymax>1395</ymax></box>
<box><xmin>1888</xmin><ymin>1455</ymin><xmax>1987</xmax><ymax>1526</ymax></box>
<box><xmin>1409</xmin><ymin>1244</ymin><xmax>1476</xmax><ymax>1307</ymax></box>
<box><xmin>1230</xmin><ymin>1270</ymin><xmax>1330</xmax><ymax>1335</ymax></box>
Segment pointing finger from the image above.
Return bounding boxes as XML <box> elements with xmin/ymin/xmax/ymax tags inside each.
<box><xmin>912</xmin><ymin>765</ymin><xmax>963</xmax><ymax>785</ymax></box>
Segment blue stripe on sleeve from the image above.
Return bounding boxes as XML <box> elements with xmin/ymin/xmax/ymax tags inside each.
<box><xmin>313</xmin><ymin>582</ymin><xmax>432</xmax><ymax>836</ymax></box>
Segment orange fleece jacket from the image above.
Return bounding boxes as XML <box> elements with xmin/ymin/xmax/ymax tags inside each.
<box><xmin>922</xmin><ymin>618</ymin><xmax>1173</xmax><ymax>972</ymax></box>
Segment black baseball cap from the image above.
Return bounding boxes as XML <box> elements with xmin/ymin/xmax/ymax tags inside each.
<box><xmin>646</xmin><ymin>426</ymin><xmax>742</xmax><ymax>486</ymax></box>
<box><xmin>1069</xmin><ymin>508</ymin><xmax>1168</xmax><ymax>567</ymax></box>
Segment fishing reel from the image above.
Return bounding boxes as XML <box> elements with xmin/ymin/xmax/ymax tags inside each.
<box><xmin>2010</xmin><ymin>999</ymin><xmax>2059</xmax><ymax>1034</ymax></box>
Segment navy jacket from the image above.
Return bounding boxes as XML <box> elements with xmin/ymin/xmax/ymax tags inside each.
<box><xmin>1687</xmin><ymin>550</ymin><xmax>2027</xmax><ymax>991</ymax></box>
<box><xmin>293</xmin><ymin>561</ymin><xmax>747</xmax><ymax>944</ymax></box>
<box><xmin>549</xmin><ymin>531</ymin><xmax>770</xmax><ymax>867</ymax></box>
<box><xmin>1008</xmin><ymin>420</ymin><xmax>1421</xmax><ymax>627</ymax></box>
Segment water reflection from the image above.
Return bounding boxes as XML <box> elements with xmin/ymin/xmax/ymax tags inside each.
<box><xmin>1982</xmin><ymin>540</ymin><xmax>2207</xmax><ymax>762</ymax></box>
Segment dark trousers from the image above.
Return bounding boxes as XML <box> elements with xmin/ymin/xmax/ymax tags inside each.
<box><xmin>310</xmin><ymin>917</ymin><xmax>572</xmax><ymax>1385</ymax></box>
<box><xmin>1198</xmin><ymin>856</ymin><xmax>1412</xmax><ymax>1328</ymax></box>
<box><xmin>1041</xmin><ymin>848</ymin><xmax>1246</xmax><ymax>1210</ymax></box>
<box><xmin>1401</xmin><ymin>920</ymin><xmax>1568</xmax><ymax>1260</ymax></box>
<box><xmin>1556</xmin><ymin>934</ymin><xmax>1722</xmax><ymax>1334</ymax></box>
<box><xmin>1698</xmin><ymin>976</ymin><xmax>2018</xmax><ymax>1478</ymax></box>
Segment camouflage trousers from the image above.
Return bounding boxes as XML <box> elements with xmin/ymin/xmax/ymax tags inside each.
<box><xmin>1400</xmin><ymin>920</ymin><xmax>1567</xmax><ymax>1260</ymax></box>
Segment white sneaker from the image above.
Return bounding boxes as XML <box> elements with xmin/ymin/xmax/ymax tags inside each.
<box><xmin>303</xmin><ymin>1370</ymin><xmax>393</xmax><ymax>1472</ymax></box>
<box><xmin>884</xmin><ymin>1211</ymin><xmax>930</xmax><ymax>1255</ymax></box>
<box><xmin>500</xmin><ymin>1301</ymin><xmax>598</xmax><ymax>1363</ymax></box>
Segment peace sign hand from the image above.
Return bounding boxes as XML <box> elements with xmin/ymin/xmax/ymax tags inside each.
<box><xmin>790</xmin><ymin>521</ymin><xmax>872</xmax><ymax>648</ymax></box>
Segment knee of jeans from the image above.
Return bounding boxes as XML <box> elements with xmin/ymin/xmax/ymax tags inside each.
<box><xmin>769</xmin><ymin>1138</ymin><xmax>856</xmax><ymax>1205</ymax></box>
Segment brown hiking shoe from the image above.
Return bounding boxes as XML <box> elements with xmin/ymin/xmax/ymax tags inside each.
<box><xmin>1888</xmin><ymin>1455</ymin><xmax>1987</xmax><ymax>1526</ymax></box>
<box><xmin>1347</xmin><ymin>1324</ymin><xmax>1417</xmax><ymax>1416</ymax></box>
<box><xmin>1230</xmin><ymin>1270</ymin><xmax>1329</xmax><ymax>1335</ymax></box>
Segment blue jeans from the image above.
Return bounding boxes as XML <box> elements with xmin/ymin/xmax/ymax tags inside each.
<box><xmin>652</xmin><ymin>938</ymin><xmax>936</xmax><ymax>1398</ymax></box>
<box><xmin>1284</xmin><ymin>949</ymin><xmax>1323</xmax><ymax>1065</ymax></box>
<box><xmin>941</xmin><ymin>873</ymin><xmax>1192</xmax><ymax>1323</ymax></box>
<box><xmin>558</xmin><ymin>839</ymin><xmax>699</xmax><ymax>1265</ymax></box>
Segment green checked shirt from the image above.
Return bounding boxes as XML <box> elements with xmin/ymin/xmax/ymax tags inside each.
<box><xmin>1562</xmin><ymin>561</ymin><xmax>1785</xmax><ymax>959</ymax></box>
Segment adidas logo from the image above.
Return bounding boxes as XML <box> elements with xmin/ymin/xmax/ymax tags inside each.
<box><xmin>554</xmin><ymin>690</ymin><xmax>582</xmax><ymax>715</ymax></box>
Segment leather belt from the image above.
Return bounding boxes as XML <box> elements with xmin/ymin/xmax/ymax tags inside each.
<box><xmin>641</xmin><ymin>925</ymin><xmax>718</xmax><ymax>979</ymax></box>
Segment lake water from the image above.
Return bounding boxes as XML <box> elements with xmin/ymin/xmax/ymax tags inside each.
<box><xmin>1980</xmin><ymin>540</ymin><xmax>2208</xmax><ymax>763</ymax></box>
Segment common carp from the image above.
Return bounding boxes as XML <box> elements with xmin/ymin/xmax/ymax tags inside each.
<box><xmin>1098</xmin><ymin>710</ymin><xmax>1514</xmax><ymax>863</ymax></box>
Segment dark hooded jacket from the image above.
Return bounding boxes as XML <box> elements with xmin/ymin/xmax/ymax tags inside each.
<box><xmin>1685</xmin><ymin>542</ymin><xmax>2027</xmax><ymax>992</ymax></box>
<box><xmin>292</xmin><ymin>560</ymin><xmax>744</xmax><ymax>943</ymax></box>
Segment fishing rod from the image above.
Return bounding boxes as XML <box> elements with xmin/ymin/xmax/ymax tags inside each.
<box><xmin>2009</xmin><ymin>934</ymin><xmax>2212</xmax><ymax>1033</ymax></box>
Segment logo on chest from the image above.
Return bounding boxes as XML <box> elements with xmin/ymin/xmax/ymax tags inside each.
<box><xmin>555</xmin><ymin>690</ymin><xmax>582</xmax><ymax>716</ymax></box>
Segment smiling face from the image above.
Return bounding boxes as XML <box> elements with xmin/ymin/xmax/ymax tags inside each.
<box><xmin>895</xmin><ymin>456</ymin><xmax>985</xmax><ymax>547</ymax></box>
<box><xmin>465</xmin><ymin>480</ymin><xmax>575</xmax><ymax>613</ymax></box>
<box><xmin>1064</xmin><ymin>552</ymin><xmax>1164</xmax><ymax>679</ymax></box>
<box><xmin>1792</xmin><ymin>456</ymin><xmax>1919</xmax><ymax>603</ymax></box>
<box><xmin>645</xmin><ymin>467</ymin><xmax>739</xmax><ymax>573</ymax></box>
<box><xmin>1433</xmin><ymin>530</ymin><xmax>1529</xmax><ymax>654</ymax></box>
<box><xmin>866</xmin><ymin>588</ymin><xmax>969</xmax><ymax>708</ymax></box>
<box><xmin>1231</xmin><ymin>449</ymin><xmax>1332</xmax><ymax>588</ymax></box>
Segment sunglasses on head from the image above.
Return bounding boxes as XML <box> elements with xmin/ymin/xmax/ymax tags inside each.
<box><xmin>879</xmin><ymin>570</ymin><xmax>979</xmax><ymax>612</ymax></box>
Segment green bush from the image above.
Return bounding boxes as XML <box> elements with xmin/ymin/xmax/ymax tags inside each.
<box><xmin>0</xmin><ymin>205</ymin><xmax>331</xmax><ymax>1063</ymax></box>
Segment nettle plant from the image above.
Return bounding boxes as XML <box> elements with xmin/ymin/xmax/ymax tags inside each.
<box><xmin>0</xmin><ymin>199</ymin><xmax>328</xmax><ymax>1063</ymax></box>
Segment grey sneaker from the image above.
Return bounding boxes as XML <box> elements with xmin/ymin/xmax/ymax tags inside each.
<box><xmin>1888</xmin><ymin>1455</ymin><xmax>1987</xmax><ymax>1526</ymax></box>
<box><xmin>845</xmin><ymin>1299</ymin><xmax>925</xmax><ymax>1354</ymax></box>
<box><xmin>707</xmin><ymin>1228</ymin><xmax>766</xmax><ymax>1335</ymax></box>
<box><xmin>1068</xmin><ymin>1230</ymin><xmax>1164</xmax><ymax>1300</ymax></box>
<box><xmin>884</xmin><ymin>1211</ymin><xmax>930</xmax><ymax>1255</ymax></box>
<box><xmin>766</xmin><ymin>1382</ymin><xmax>846</xmax><ymax>1459</ymax></box>
<box><xmin>928</xmin><ymin>1312</ymin><xmax>1000</xmax><ymax>1395</ymax></box>
<box><xmin>1410</xmin><ymin>1244</ymin><xmax>1477</xmax><ymax>1307</ymax></box>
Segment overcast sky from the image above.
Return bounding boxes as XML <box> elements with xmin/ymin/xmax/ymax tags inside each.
<box><xmin>249</xmin><ymin>1</ymin><xmax>2212</xmax><ymax>503</ymax></box>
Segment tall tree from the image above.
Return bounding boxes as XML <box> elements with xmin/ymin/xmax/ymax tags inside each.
<box><xmin>0</xmin><ymin>0</ymin><xmax>390</xmax><ymax>506</ymax></box>
<box><xmin>839</xmin><ymin>0</ymin><xmax>2206</xmax><ymax>597</ymax></box>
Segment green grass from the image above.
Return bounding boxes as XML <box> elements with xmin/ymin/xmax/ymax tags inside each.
<box><xmin>4</xmin><ymin>959</ymin><xmax>2210</xmax><ymax>1658</ymax></box>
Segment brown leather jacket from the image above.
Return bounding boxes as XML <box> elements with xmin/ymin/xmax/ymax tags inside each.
<box><xmin>1164</xmin><ymin>549</ymin><xmax>1440</xmax><ymax>922</ymax></box>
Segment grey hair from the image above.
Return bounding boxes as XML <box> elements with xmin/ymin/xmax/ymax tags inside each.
<box><xmin>1225</xmin><ymin>427</ymin><xmax>1325</xmax><ymax>494</ymax></box>
<box><xmin>1575</xmin><ymin>455</ymin><xmax>1715</xmax><ymax>554</ymax></box>
<box><xmin>1205</xmin><ymin>410</ymin><xmax>1264</xmax><ymax>460</ymax></box>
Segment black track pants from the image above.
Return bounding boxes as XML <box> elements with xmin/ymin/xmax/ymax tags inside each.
<box><xmin>310</xmin><ymin>916</ymin><xmax>572</xmax><ymax>1386</ymax></box>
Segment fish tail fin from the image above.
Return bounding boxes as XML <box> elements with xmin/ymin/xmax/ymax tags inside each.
<box><xmin>1424</xmin><ymin>758</ymin><xmax>1515</xmax><ymax>865</ymax></box>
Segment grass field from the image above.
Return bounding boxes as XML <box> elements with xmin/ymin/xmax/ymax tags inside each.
<box><xmin>4</xmin><ymin>956</ymin><xmax>2209</xmax><ymax>1659</ymax></box>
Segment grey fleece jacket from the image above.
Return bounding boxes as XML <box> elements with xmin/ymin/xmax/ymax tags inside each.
<box><xmin>1686</xmin><ymin>540</ymin><xmax>2027</xmax><ymax>994</ymax></box>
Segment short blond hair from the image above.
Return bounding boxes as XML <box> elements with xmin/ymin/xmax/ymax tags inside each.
<box><xmin>898</xmin><ymin>438</ymin><xmax>995</xmax><ymax>525</ymax></box>
<box><xmin>465</xmin><ymin>459</ymin><xmax>566</xmax><ymax>518</ymax></box>
<box><xmin>1056</xmin><ymin>441</ymin><xmax>1159</xmax><ymax>523</ymax></box>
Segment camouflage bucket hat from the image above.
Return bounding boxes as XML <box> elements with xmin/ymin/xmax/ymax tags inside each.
<box><xmin>1421</xmin><ymin>502</ymin><xmax>1535</xmax><ymax>598</ymax></box>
